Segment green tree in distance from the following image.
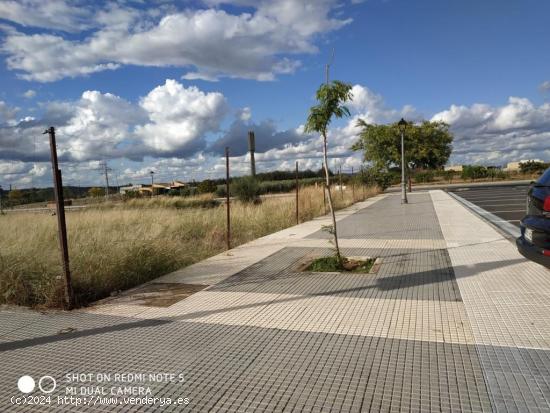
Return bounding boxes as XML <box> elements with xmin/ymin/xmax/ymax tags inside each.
<box><xmin>304</xmin><ymin>80</ymin><xmax>353</xmax><ymax>265</ymax></box>
<box><xmin>88</xmin><ymin>187</ymin><xmax>105</xmax><ymax>198</ymax></box>
<box><xmin>197</xmin><ymin>179</ymin><xmax>217</xmax><ymax>194</ymax></box>
<box><xmin>352</xmin><ymin>120</ymin><xmax>453</xmax><ymax>171</ymax></box>
<box><xmin>8</xmin><ymin>189</ymin><xmax>23</xmax><ymax>206</ymax></box>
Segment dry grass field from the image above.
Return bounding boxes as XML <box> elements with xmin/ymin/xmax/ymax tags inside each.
<box><xmin>0</xmin><ymin>185</ymin><xmax>379</xmax><ymax>308</ymax></box>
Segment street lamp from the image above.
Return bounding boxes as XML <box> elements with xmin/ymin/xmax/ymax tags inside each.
<box><xmin>398</xmin><ymin>118</ymin><xmax>408</xmax><ymax>204</ymax></box>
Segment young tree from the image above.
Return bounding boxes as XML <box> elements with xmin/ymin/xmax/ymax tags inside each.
<box><xmin>304</xmin><ymin>80</ymin><xmax>353</xmax><ymax>265</ymax></box>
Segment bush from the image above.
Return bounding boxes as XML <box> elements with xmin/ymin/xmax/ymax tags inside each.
<box><xmin>487</xmin><ymin>168</ymin><xmax>506</xmax><ymax>181</ymax></box>
<box><xmin>520</xmin><ymin>161</ymin><xmax>550</xmax><ymax>174</ymax></box>
<box><xmin>88</xmin><ymin>187</ymin><xmax>105</xmax><ymax>198</ymax></box>
<box><xmin>461</xmin><ymin>165</ymin><xmax>488</xmax><ymax>181</ymax></box>
<box><xmin>197</xmin><ymin>179</ymin><xmax>217</xmax><ymax>194</ymax></box>
<box><xmin>361</xmin><ymin>169</ymin><xmax>396</xmax><ymax>190</ymax></box>
<box><xmin>414</xmin><ymin>171</ymin><xmax>435</xmax><ymax>183</ymax></box>
<box><xmin>122</xmin><ymin>190</ymin><xmax>142</xmax><ymax>200</ymax></box>
<box><xmin>440</xmin><ymin>170</ymin><xmax>455</xmax><ymax>183</ymax></box>
<box><xmin>231</xmin><ymin>176</ymin><xmax>261</xmax><ymax>203</ymax></box>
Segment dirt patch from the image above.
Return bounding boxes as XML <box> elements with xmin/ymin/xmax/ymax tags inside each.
<box><xmin>301</xmin><ymin>255</ymin><xmax>381</xmax><ymax>274</ymax></box>
<box><xmin>97</xmin><ymin>283</ymin><xmax>207</xmax><ymax>307</ymax></box>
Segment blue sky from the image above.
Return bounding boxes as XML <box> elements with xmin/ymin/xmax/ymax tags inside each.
<box><xmin>0</xmin><ymin>0</ymin><xmax>549</xmax><ymax>188</ymax></box>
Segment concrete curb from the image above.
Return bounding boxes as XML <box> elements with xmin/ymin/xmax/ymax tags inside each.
<box><xmin>447</xmin><ymin>191</ymin><xmax>520</xmax><ymax>239</ymax></box>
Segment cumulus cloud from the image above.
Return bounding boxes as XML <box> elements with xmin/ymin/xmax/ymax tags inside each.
<box><xmin>432</xmin><ymin>97</ymin><xmax>550</xmax><ymax>165</ymax></box>
<box><xmin>1</xmin><ymin>0</ymin><xmax>351</xmax><ymax>82</ymax></box>
<box><xmin>135</xmin><ymin>80</ymin><xmax>228</xmax><ymax>156</ymax></box>
<box><xmin>209</xmin><ymin>119</ymin><xmax>305</xmax><ymax>156</ymax></box>
<box><xmin>349</xmin><ymin>84</ymin><xmax>421</xmax><ymax>124</ymax></box>
<box><xmin>0</xmin><ymin>79</ymin><xmax>228</xmax><ymax>163</ymax></box>
<box><xmin>3</xmin><ymin>81</ymin><xmax>549</xmax><ymax>187</ymax></box>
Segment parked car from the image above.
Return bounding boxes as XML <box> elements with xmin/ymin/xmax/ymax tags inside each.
<box><xmin>516</xmin><ymin>167</ymin><xmax>550</xmax><ymax>268</ymax></box>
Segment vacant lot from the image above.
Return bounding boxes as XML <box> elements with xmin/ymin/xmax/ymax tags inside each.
<box><xmin>0</xmin><ymin>185</ymin><xmax>378</xmax><ymax>308</ymax></box>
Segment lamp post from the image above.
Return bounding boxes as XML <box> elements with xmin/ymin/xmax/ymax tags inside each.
<box><xmin>398</xmin><ymin>118</ymin><xmax>408</xmax><ymax>204</ymax></box>
<box><xmin>149</xmin><ymin>170</ymin><xmax>155</xmax><ymax>196</ymax></box>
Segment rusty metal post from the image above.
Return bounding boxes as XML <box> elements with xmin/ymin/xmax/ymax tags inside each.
<box><xmin>225</xmin><ymin>147</ymin><xmax>231</xmax><ymax>250</ymax></box>
<box><xmin>44</xmin><ymin>127</ymin><xmax>74</xmax><ymax>310</ymax></box>
<box><xmin>361</xmin><ymin>166</ymin><xmax>365</xmax><ymax>199</ymax></box>
<box><xmin>295</xmin><ymin>161</ymin><xmax>299</xmax><ymax>225</ymax></box>
<box><xmin>351</xmin><ymin>166</ymin><xmax>355</xmax><ymax>203</ymax></box>
<box><xmin>339</xmin><ymin>167</ymin><xmax>343</xmax><ymax>200</ymax></box>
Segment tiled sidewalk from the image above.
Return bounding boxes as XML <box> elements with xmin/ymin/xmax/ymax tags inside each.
<box><xmin>1</xmin><ymin>191</ymin><xmax>549</xmax><ymax>412</ymax></box>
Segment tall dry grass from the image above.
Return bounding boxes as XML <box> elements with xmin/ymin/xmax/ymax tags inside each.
<box><xmin>0</xmin><ymin>185</ymin><xmax>379</xmax><ymax>307</ymax></box>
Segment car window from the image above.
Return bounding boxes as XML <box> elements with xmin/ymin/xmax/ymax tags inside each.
<box><xmin>537</xmin><ymin>167</ymin><xmax>550</xmax><ymax>185</ymax></box>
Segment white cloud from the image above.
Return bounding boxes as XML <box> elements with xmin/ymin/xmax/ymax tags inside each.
<box><xmin>0</xmin><ymin>79</ymin><xmax>228</xmax><ymax>163</ymax></box>
<box><xmin>238</xmin><ymin>107</ymin><xmax>252</xmax><ymax>121</ymax></box>
<box><xmin>0</xmin><ymin>0</ymin><xmax>95</xmax><ymax>32</ymax></box>
<box><xmin>540</xmin><ymin>80</ymin><xmax>550</xmax><ymax>93</ymax></box>
<box><xmin>3</xmin><ymin>82</ymin><xmax>550</xmax><ymax>187</ymax></box>
<box><xmin>349</xmin><ymin>84</ymin><xmax>421</xmax><ymax>124</ymax></box>
<box><xmin>0</xmin><ymin>101</ymin><xmax>18</xmax><ymax>123</ymax></box>
<box><xmin>1</xmin><ymin>1</ymin><xmax>351</xmax><ymax>82</ymax></box>
<box><xmin>432</xmin><ymin>97</ymin><xmax>550</xmax><ymax>165</ymax></box>
<box><xmin>22</xmin><ymin>89</ymin><xmax>36</xmax><ymax>99</ymax></box>
<box><xmin>57</xmin><ymin>90</ymin><xmax>148</xmax><ymax>161</ymax></box>
<box><xmin>135</xmin><ymin>79</ymin><xmax>228</xmax><ymax>154</ymax></box>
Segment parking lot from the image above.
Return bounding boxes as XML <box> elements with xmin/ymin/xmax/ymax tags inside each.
<box><xmin>449</xmin><ymin>183</ymin><xmax>528</xmax><ymax>228</ymax></box>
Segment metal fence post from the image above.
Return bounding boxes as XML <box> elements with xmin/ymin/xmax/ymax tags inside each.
<box><xmin>295</xmin><ymin>161</ymin><xmax>299</xmax><ymax>225</ymax></box>
<box><xmin>225</xmin><ymin>147</ymin><xmax>231</xmax><ymax>250</ymax></box>
<box><xmin>44</xmin><ymin>126</ymin><xmax>74</xmax><ymax>310</ymax></box>
<box><xmin>351</xmin><ymin>166</ymin><xmax>355</xmax><ymax>202</ymax></box>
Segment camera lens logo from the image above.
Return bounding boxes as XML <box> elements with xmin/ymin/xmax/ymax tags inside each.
<box><xmin>17</xmin><ymin>375</ymin><xmax>57</xmax><ymax>394</ymax></box>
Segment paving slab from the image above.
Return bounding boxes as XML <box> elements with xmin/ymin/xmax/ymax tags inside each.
<box><xmin>0</xmin><ymin>190</ymin><xmax>548</xmax><ymax>412</ymax></box>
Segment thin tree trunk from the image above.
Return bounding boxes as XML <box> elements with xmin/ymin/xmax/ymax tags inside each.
<box><xmin>322</xmin><ymin>131</ymin><xmax>343</xmax><ymax>266</ymax></box>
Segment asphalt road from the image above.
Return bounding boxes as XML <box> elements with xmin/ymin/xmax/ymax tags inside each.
<box><xmin>449</xmin><ymin>184</ymin><xmax>529</xmax><ymax>228</ymax></box>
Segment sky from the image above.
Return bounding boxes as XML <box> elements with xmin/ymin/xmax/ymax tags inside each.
<box><xmin>0</xmin><ymin>0</ymin><xmax>549</xmax><ymax>188</ymax></box>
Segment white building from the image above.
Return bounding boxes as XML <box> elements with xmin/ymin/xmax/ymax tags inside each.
<box><xmin>444</xmin><ymin>165</ymin><xmax>463</xmax><ymax>172</ymax></box>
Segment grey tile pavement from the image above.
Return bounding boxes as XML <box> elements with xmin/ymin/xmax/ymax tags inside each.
<box><xmin>0</xmin><ymin>191</ymin><xmax>549</xmax><ymax>412</ymax></box>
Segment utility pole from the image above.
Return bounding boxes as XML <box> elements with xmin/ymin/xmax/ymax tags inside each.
<box><xmin>149</xmin><ymin>171</ymin><xmax>155</xmax><ymax>196</ymax></box>
<box><xmin>0</xmin><ymin>185</ymin><xmax>3</xmax><ymax>214</ymax></box>
<box><xmin>44</xmin><ymin>127</ymin><xmax>74</xmax><ymax>309</ymax></box>
<box><xmin>325</xmin><ymin>48</ymin><xmax>334</xmax><ymax>84</ymax></box>
<box><xmin>225</xmin><ymin>147</ymin><xmax>231</xmax><ymax>250</ymax></box>
<box><xmin>248</xmin><ymin>131</ymin><xmax>256</xmax><ymax>177</ymax></box>
<box><xmin>100</xmin><ymin>161</ymin><xmax>111</xmax><ymax>199</ymax></box>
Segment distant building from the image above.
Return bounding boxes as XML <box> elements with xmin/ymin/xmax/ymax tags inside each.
<box><xmin>119</xmin><ymin>180</ymin><xmax>187</xmax><ymax>195</ymax></box>
<box><xmin>444</xmin><ymin>165</ymin><xmax>463</xmax><ymax>172</ymax></box>
<box><xmin>119</xmin><ymin>184</ymin><xmax>146</xmax><ymax>195</ymax></box>
<box><xmin>504</xmin><ymin>159</ymin><xmax>544</xmax><ymax>171</ymax></box>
